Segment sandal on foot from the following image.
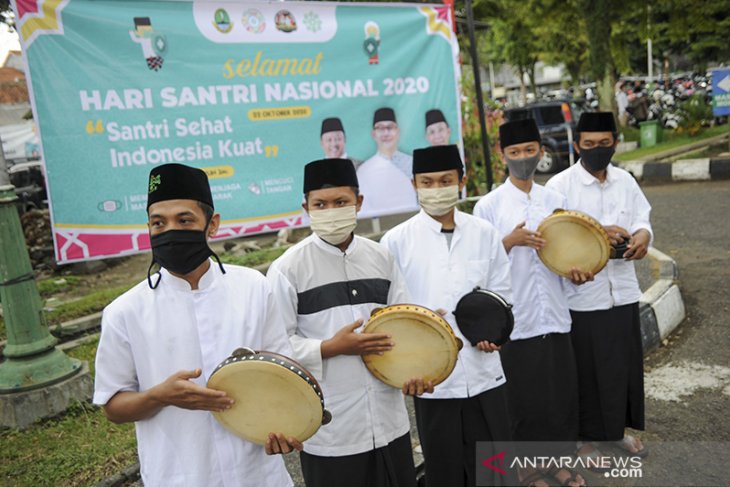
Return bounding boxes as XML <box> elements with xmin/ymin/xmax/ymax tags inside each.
<box><xmin>614</xmin><ymin>434</ymin><xmax>649</xmax><ymax>458</ymax></box>
<box><xmin>520</xmin><ymin>469</ymin><xmax>550</xmax><ymax>487</ymax></box>
<box><xmin>575</xmin><ymin>443</ymin><xmax>612</xmax><ymax>473</ymax></box>
<box><xmin>546</xmin><ymin>465</ymin><xmax>587</xmax><ymax>487</ymax></box>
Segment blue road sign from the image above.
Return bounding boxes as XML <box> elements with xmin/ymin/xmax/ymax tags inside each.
<box><xmin>712</xmin><ymin>68</ymin><xmax>730</xmax><ymax>116</ymax></box>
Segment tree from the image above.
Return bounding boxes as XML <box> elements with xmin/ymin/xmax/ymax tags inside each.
<box><xmin>472</xmin><ymin>0</ymin><xmax>541</xmax><ymax>103</ymax></box>
<box><xmin>580</xmin><ymin>0</ymin><xmax>621</xmax><ymax>111</ymax></box>
<box><xmin>653</xmin><ymin>0</ymin><xmax>730</xmax><ymax>71</ymax></box>
<box><xmin>528</xmin><ymin>0</ymin><xmax>589</xmax><ymax>88</ymax></box>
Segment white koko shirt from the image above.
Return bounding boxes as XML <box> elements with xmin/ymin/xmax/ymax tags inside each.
<box><xmin>545</xmin><ymin>162</ymin><xmax>653</xmax><ymax>311</ymax></box>
<box><xmin>357</xmin><ymin>151</ymin><xmax>418</xmax><ymax>218</ymax></box>
<box><xmin>94</xmin><ymin>262</ymin><xmax>293</xmax><ymax>487</ymax></box>
<box><xmin>474</xmin><ymin>179</ymin><xmax>573</xmax><ymax>340</ymax></box>
<box><xmin>267</xmin><ymin>234</ymin><xmax>412</xmax><ymax>457</ymax></box>
<box><xmin>380</xmin><ymin>209</ymin><xmax>513</xmax><ymax>399</ymax></box>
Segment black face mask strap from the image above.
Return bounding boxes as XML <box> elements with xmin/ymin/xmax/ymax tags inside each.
<box><xmin>147</xmin><ymin>259</ymin><xmax>162</xmax><ymax>289</ymax></box>
<box><xmin>203</xmin><ymin>217</ymin><xmax>226</xmax><ymax>275</ymax></box>
<box><xmin>211</xmin><ymin>251</ymin><xmax>226</xmax><ymax>275</ymax></box>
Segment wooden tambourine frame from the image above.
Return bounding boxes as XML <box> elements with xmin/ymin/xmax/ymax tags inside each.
<box><xmin>207</xmin><ymin>348</ymin><xmax>331</xmax><ymax>445</ymax></box>
<box><xmin>361</xmin><ymin>305</ymin><xmax>463</xmax><ymax>389</ymax></box>
<box><xmin>537</xmin><ymin>209</ymin><xmax>611</xmax><ymax>278</ymax></box>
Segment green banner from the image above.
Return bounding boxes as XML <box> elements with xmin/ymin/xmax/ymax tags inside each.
<box><xmin>14</xmin><ymin>0</ymin><xmax>461</xmax><ymax>262</ymax></box>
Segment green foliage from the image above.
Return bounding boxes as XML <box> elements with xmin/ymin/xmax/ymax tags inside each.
<box><xmin>528</xmin><ymin>0</ymin><xmax>589</xmax><ymax>84</ymax></box>
<box><xmin>653</xmin><ymin>0</ymin><xmax>730</xmax><ymax>69</ymax></box>
<box><xmin>677</xmin><ymin>94</ymin><xmax>713</xmax><ymax>136</ymax></box>
<box><xmin>480</xmin><ymin>0</ymin><xmax>540</xmax><ymax>96</ymax></box>
<box><xmin>460</xmin><ymin>68</ymin><xmax>504</xmax><ymax>196</ymax></box>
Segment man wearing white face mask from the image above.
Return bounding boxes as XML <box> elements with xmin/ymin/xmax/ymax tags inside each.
<box><xmin>381</xmin><ymin>145</ymin><xmax>517</xmax><ymax>487</ymax></box>
<box><xmin>474</xmin><ymin>119</ymin><xmax>591</xmax><ymax>487</ymax></box>
<box><xmin>267</xmin><ymin>158</ymin><xmax>426</xmax><ymax>487</ymax></box>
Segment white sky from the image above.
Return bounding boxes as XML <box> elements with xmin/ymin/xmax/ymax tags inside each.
<box><xmin>0</xmin><ymin>24</ymin><xmax>21</xmax><ymax>64</ymax></box>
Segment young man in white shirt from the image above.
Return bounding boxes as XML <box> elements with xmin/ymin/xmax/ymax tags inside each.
<box><xmin>380</xmin><ymin>145</ymin><xmax>517</xmax><ymax>487</ymax></box>
<box><xmin>474</xmin><ymin>119</ymin><xmax>591</xmax><ymax>487</ymax></box>
<box><xmin>357</xmin><ymin>107</ymin><xmax>418</xmax><ymax>218</ymax></box>
<box><xmin>268</xmin><ymin>158</ymin><xmax>425</xmax><ymax>487</ymax></box>
<box><xmin>545</xmin><ymin>112</ymin><xmax>652</xmax><ymax>460</ymax></box>
<box><xmin>94</xmin><ymin>163</ymin><xmax>297</xmax><ymax>487</ymax></box>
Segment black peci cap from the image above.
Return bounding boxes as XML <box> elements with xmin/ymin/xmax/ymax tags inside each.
<box><xmin>303</xmin><ymin>158</ymin><xmax>359</xmax><ymax>193</ymax></box>
<box><xmin>373</xmin><ymin>107</ymin><xmax>396</xmax><ymax>126</ymax></box>
<box><xmin>576</xmin><ymin>112</ymin><xmax>618</xmax><ymax>133</ymax></box>
<box><xmin>146</xmin><ymin>163</ymin><xmax>213</xmax><ymax>210</ymax></box>
<box><xmin>412</xmin><ymin>145</ymin><xmax>464</xmax><ymax>178</ymax></box>
<box><xmin>321</xmin><ymin>117</ymin><xmax>345</xmax><ymax>136</ymax></box>
<box><xmin>425</xmin><ymin>109</ymin><xmax>448</xmax><ymax>128</ymax></box>
<box><xmin>499</xmin><ymin>118</ymin><xmax>541</xmax><ymax>149</ymax></box>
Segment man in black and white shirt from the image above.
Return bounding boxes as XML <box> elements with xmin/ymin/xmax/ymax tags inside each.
<box><xmin>268</xmin><ymin>158</ymin><xmax>424</xmax><ymax>487</ymax></box>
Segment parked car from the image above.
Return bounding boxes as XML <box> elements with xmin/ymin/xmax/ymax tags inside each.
<box><xmin>8</xmin><ymin>161</ymin><xmax>48</xmax><ymax>212</ymax></box>
<box><xmin>503</xmin><ymin>100</ymin><xmax>590</xmax><ymax>173</ymax></box>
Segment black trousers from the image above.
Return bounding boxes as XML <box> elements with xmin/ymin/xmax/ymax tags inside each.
<box><xmin>500</xmin><ymin>332</ymin><xmax>580</xmax><ymax>456</ymax></box>
<box><xmin>300</xmin><ymin>432</ymin><xmax>416</xmax><ymax>487</ymax></box>
<box><xmin>570</xmin><ymin>302</ymin><xmax>645</xmax><ymax>441</ymax></box>
<box><xmin>414</xmin><ymin>387</ymin><xmax>517</xmax><ymax>487</ymax></box>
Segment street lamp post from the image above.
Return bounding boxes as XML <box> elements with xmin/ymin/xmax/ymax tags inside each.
<box><xmin>0</xmin><ymin>185</ymin><xmax>82</xmax><ymax>393</ymax></box>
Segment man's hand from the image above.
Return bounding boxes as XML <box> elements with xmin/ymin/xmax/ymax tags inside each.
<box><xmin>265</xmin><ymin>433</ymin><xmax>303</xmax><ymax>455</ymax></box>
<box><xmin>624</xmin><ymin>229</ymin><xmax>651</xmax><ymax>260</ymax></box>
<box><xmin>476</xmin><ymin>340</ymin><xmax>501</xmax><ymax>352</ymax></box>
<box><xmin>503</xmin><ymin>222</ymin><xmax>546</xmax><ymax>253</ymax></box>
<box><xmin>603</xmin><ymin>225</ymin><xmax>632</xmax><ymax>246</ymax></box>
<box><xmin>568</xmin><ymin>267</ymin><xmax>594</xmax><ymax>285</ymax></box>
<box><xmin>321</xmin><ymin>320</ymin><xmax>393</xmax><ymax>359</ymax></box>
<box><xmin>402</xmin><ymin>378</ymin><xmax>435</xmax><ymax>396</ymax></box>
<box><xmin>150</xmin><ymin>369</ymin><xmax>233</xmax><ymax>412</ymax></box>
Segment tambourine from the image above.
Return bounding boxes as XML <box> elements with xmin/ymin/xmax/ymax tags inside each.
<box><xmin>537</xmin><ymin>209</ymin><xmax>611</xmax><ymax>277</ymax></box>
<box><xmin>361</xmin><ymin>304</ymin><xmax>463</xmax><ymax>388</ymax></box>
<box><xmin>453</xmin><ymin>288</ymin><xmax>514</xmax><ymax>346</ymax></box>
<box><xmin>207</xmin><ymin>347</ymin><xmax>331</xmax><ymax>445</ymax></box>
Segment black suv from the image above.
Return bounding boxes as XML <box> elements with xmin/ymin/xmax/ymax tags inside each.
<box><xmin>503</xmin><ymin>99</ymin><xmax>590</xmax><ymax>173</ymax></box>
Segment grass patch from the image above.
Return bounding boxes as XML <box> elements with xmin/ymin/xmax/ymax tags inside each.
<box><xmin>37</xmin><ymin>276</ymin><xmax>83</xmax><ymax>298</ymax></box>
<box><xmin>45</xmin><ymin>285</ymin><xmax>130</xmax><ymax>327</ymax></box>
<box><xmin>219</xmin><ymin>246</ymin><xmax>289</xmax><ymax>268</ymax></box>
<box><xmin>620</xmin><ymin>127</ymin><xmax>640</xmax><ymax>142</ymax></box>
<box><xmin>1</xmin><ymin>285</ymin><xmax>131</xmax><ymax>342</ymax></box>
<box><xmin>0</xmin><ymin>337</ymin><xmax>138</xmax><ymax>486</ymax></box>
<box><xmin>614</xmin><ymin>125</ymin><xmax>727</xmax><ymax>161</ymax></box>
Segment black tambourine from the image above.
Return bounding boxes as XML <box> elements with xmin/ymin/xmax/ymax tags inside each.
<box><xmin>453</xmin><ymin>287</ymin><xmax>514</xmax><ymax>346</ymax></box>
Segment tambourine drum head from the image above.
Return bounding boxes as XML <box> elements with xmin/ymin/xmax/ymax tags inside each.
<box><xmin>362</xmin><ymin>306</ymin><xmax>460</xmax><ymax>388</ymax></box>
<box><xmin>208</xmin><ymin>360</ymin><xmax>323</xmax><ymax>445</ymax></box>
<box><xmin>537</xmin><ymin>212</ymin><xmax>610</xmax><ymax>278</ymax></box>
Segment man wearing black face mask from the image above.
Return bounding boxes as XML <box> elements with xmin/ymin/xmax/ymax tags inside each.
<box><xmin>546</xmin><ymin>113</ymin><xmax>652</xmax><ymax>463</ymax></box>
<box><xmin>94</xmin><ymin>163</ymin><xmax>298</xmax><ymax>487</ymax></box>
<box><xmin>474</xmin><ymin>119</ymin><xmax>590</xmax><ymax>487</ymax></box>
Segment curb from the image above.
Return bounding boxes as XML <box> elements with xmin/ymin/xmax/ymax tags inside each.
<box><xmin>619</xmin><ymin>157</ymin><xmax>730</xmax><ymax>183</ymax></box>
<box><xmin>639</xmin><ymin>247</ymin><xmax>686</xmax><ymax>353</ymax></box>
